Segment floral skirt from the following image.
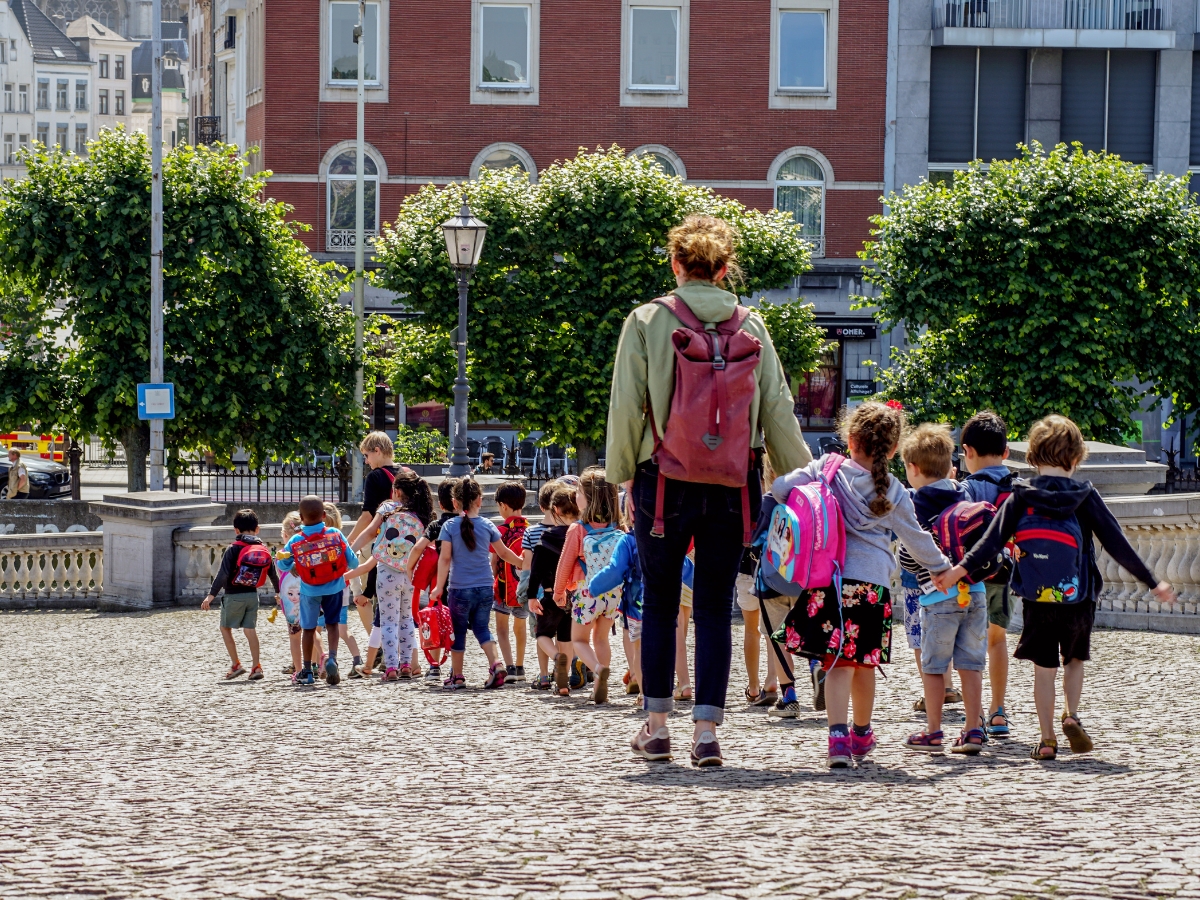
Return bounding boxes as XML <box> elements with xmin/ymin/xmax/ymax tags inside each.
<box><xmin>776</xmin><ymin>580</ymin><xmax>893</xmax><ymax>667</ymax></box>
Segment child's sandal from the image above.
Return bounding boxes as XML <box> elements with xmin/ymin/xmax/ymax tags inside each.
<box><xmin>1031</xmin><ymin>738</ymin><xmax>1058</xmax><ymax>761</ymax></box>
<box><xmin>442</xmin><ymin>674</ymin><xmax>467</xmax><ymax>691</ymax></box>
<box><xmin>382</xmin><ymin>667</ymin><xmax>399</xmax><ymax>683</ymax></box>
<box><xmin>399</xmin><ymin>664</ymin><xmax>413</xmax><ymax>679</ymax></box>
<box><xmin>904</xmin><ymin>730</ymin><xmax>944</xmax><ymax>753</ymax></box>
<box><xmin>1061</xmin><ymin>714</ymin><xmax>1094</xmax><ymax>754</ymax></box>
<box><xmin>950</xmin><ymin>728</ymin><xmax>986</xmax><ymax>755</ymax></box>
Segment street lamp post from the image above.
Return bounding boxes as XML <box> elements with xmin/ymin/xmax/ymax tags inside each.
<box><xmin>148</xmin><ymin>0</ymin><xmax>164</xmax><ymax>491</ymax></box>
<box><xmin>440</xmin><ymin>197</ymin><xmax>487</xmax><ymax>478</ymax></box>
<box><xmin>350</xmin><ymin>0</ymin><xmax>367</xmax><ymax>501</ymax></box>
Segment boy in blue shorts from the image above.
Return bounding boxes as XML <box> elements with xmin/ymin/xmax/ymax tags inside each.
<box><xmin>492</xmin><ymin>481</ymin><xmax>529</xmax><ymax>683</ymax></box>
<box><xmin>897</xmin><ymin>424</ymin><xmax>989</xmax><ymax>755</ymax></box>
<box><xmin>276</xmin><ymin>495</ymin><xmax>359</xmax><ymax>686</ymax></box>
<box><xmin>959</xmin><ymin>410</ymin><xmax>1017</xmax><ymax>736</ymax></box>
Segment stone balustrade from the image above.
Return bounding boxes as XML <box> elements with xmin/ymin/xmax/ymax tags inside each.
<box><xmin>0</xmin><ymin>532</ymin><xmax>104</xmax><ymax>610</ymax></box>
<box><xmin>173</xmin><ymin>525</ymin><xmax>284</xmax><ymax>604</ymax></box>
<box><xmin>1095</xmin><ymin>493</ymin><xmax>1200</xmax><ymax>633</ymax></box>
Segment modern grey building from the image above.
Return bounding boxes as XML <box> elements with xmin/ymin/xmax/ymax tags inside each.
<box><xmin>885</xmin><ymin>0</ymin><xmax>1197</xmax><ymax>459</ymax></box>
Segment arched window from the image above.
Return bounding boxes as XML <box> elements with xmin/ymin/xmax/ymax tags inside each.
<box><xmin>631</xmin><ymin>144</ymin><xmax>686</xmax><ymax>179</ymax></box>
<box><xmin>772</xmin><ymin>153</ymin><xmax>825</xmax><ymax>255</ymax></box>
<box><xmin>470</xmin><ymin>142</ymin><xmax>536</xmax><ymax>180</ymax></box>
<box><xmin>326</xmin><ymin>148</ymin><xmax>380</xmax><ymax>251</ymax></box>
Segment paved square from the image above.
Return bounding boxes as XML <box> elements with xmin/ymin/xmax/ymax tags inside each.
<box><xmin>1</xmin><ymin>609</ymin><xmax>1198</xmax><ymax>899</ymax></box>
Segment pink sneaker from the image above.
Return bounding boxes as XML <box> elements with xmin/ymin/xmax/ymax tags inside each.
<box><xmin>828</xmin><ymin>734</ymin><xmax>852</xmax><ymax>769</ymax></box>
<box><xmin>851</xmin><ymin>727</ymin><xmax>877</xmax><ymax>760</ymax></box>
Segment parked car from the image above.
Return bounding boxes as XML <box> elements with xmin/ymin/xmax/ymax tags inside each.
<box><xmin>0</xmin><ymin>456</ymin><xmax>72</xmax><ymax>499</ymax></box>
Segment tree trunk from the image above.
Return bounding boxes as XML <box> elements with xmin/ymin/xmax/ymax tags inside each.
<box><xmin>575</xmin><ymin>442</ymin><xmax>600</xmax><ymax>472</ymax></box>
<box><xmin>122</xmin><ymin>425</ymin><xmax>149</xmax><ymax>493</ymax></box>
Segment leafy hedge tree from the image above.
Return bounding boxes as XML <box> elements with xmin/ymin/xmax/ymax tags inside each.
<box><xmin>376</xmin><ymin>146</ymin><xmax>816</xmax><ymax>467</ymax></box>
<box><xmin>757</xmin><ymin>299</ymin><xmax>829</xmax><ymax>390</ymax></box>
<box><xmin>0</xmin><ymin>130</ymin><xmax>358</xmax><ymax>489</ymax></box>
<box><xmin>866</xmin><ymin>143</ymin><xmax>1200</xmax><ymax>441</ymax></box>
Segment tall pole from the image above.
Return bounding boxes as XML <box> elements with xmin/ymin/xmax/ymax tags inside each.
<box><xmin>449</xmin><ymin>271</ymin><xmax>471</xmax><ymax>476</ymax></box>
<box><xmin>149</xmin><ymin>0</ymin><xmax>164</xmax><ymax>491</ymax></box>
<box><xmin>351</xmin><ymin>0</ymin><xmax>366</xmax><ymax>500</ymax></box>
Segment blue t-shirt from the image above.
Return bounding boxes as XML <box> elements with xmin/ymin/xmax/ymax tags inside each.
<box><xmin>439</xmin><ymin>514</ymin><xmax>503</xmax><ymax>590</ymax></box>
<box><xmin>277</xmin><ymin>524</ymin><xmax>359</xmax><ymax>598</ymax></box>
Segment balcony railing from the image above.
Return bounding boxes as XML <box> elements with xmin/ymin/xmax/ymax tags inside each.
<box><xmin>806</xmin><ymin>235</ymin><xmax>825</xmax><ymax>259</ymax></box>
<box><xmin>326</xmin><ymin>229</ymin><xmax>377</xmax><ymax>252</ymax></box>
<box><xmin>934</xmin><ymin>0</ymin><xmax>1171</xmax><ymax>30</ymax></box>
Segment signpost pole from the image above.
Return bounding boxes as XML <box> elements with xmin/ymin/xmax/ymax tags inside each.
<box><xmin>149</xmin><ymin>0</ymin><xmax>164</xmax><ymax>491</ymax></box>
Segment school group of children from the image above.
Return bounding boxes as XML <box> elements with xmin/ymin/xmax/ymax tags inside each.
<box><xmin>204</xmin><ymin>409</ymin><xmax>1174</xmax><ymax>768</ymax></box>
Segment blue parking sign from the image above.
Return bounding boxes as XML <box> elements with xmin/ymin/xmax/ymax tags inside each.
<box><xmin>137</xmin><ymin>383</ymin><xmax>175</xmax><ymax>420</ymax></box>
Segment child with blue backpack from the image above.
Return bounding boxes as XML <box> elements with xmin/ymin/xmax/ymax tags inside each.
<box><xmin>935</xmin><ymin>415</ymin><xmax>1175</xmax><ymax>761</ymax></box>
<box><xmin>959</xmin><ymin>410</ymin><xmax>1018</xmax><ymax>736</ymax></box>
<box><xmin>897</xmin><ymin>423</ymin><xmax>993</xmax><ymax>755</ymax></box>
<box><xmin>771</xmin><ymin>402</ymin><xmax>953</xmax><ymax>768</ymax></box>
<box><xmin>553</xmin><ymin>467</ymin><xmax>625</xmax><ymax>704</ymax></box>
<box><xmin>587</xmin><ymin>489</ymin><xmax>645</xmax><ymax>699</ymax></box>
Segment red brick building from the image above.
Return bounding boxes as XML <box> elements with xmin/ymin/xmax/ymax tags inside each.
<box><xmin>205</xmin><ymin>0</ymin><xmax>889</xmax><ymax>442</ymax></box>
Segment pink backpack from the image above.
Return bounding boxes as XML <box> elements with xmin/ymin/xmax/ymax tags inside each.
<box><xmin>763</xmin><ymin>454</ymin><xmax>847</xmax><ymax>592</ymax></box>
<box><xmin>648</xmin><ymin>295</ymin><xmax>763</xmax><ymax>544</ymax></box>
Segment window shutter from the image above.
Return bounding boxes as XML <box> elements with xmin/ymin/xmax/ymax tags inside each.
<box><xmin>976</xmin><ymin>49</ymin><xmax>1026</xmax><ymax>162</ymax></box>
<box><xmin>1191</xmin><ymin>54</ymin><xmax>1200</xmax><ymax>166</ymax></box>
<box><xmin>929</xmin><ymin>47</ymin><xmax>977</xmax><ymax>163</ymax></box>
<box><xmin>1107</xmin><ymin>50</ymin><xmax>1155</xmax><ymax>165</ymax></box>
<box><xmin>1061</xmin><ymin>49</ymin><xmax>1107</xmax><ymax>153</ymax></box>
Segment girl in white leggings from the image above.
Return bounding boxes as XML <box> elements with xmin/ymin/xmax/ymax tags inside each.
<box><xmin>349</xmin><ymin>470</ymin><xmax>435</xmax><ymax>680</ymax></box>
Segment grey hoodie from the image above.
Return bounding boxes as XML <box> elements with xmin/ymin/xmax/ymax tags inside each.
<box><xmin>772</xmin><ymin>454</ymin><xmax>951</xmax><ymax>588</ymax></box>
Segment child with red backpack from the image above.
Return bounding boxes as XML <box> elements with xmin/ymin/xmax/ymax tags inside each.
<box><xmin>771</xmin><ymin>402</ymin><xmax>953</xmax><ymax>768</ymax></box>
<box><xmin>201</xmin><ymin>509</ymin><xmax>279</xmax><ymax>681</ymax></box>
<box><xmin>491</xmin><ymin>481</ymin><xmax>529</xmax><ymax>683</ymax></box>
<box><xmin>934</xmin><ymin>415</ymin><xmax>1175</xmax><ymax>761</ymax></box>
<box><xmin>349</xmin><ymin>470</ymin><xmax>435</xmax><ymax>682</ymax></box>
<box><xmin>553</xmin><ymin>467</ymin><xmax>625</xmax><ymax>704</ymax></box>
<box><xmin>896</xmin><ymin>424</ymin><xmax>996</xmax><ymax>755</ymax></box>
<box><xmin>276</xmin><ymin>495</ymin><xmax>360</xmax><ymax>687</ymax></box>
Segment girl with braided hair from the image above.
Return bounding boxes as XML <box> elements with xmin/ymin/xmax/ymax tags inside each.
<box><xmin>771</xmin><ymin>401</ymin><xmax>953</xmax><ymax>769</ymax></box>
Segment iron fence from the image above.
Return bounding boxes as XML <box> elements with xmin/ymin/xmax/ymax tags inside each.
<box><xmin>934</xmin><ymin>0</ymin><xmax>1170</xmax><ymax>29</ymax></box>
<box><xmin>171</xmin><ymin>458</ymin><xmax>353</xmax><ymax>503</ymax></box>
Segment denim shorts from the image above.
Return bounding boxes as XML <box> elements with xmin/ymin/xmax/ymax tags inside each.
<box><xmin>449</xmin><ymin>586</ymin><xmax>495</xmax><ymax>652</ymax></box>
<box><xmin>301</xmin><ymin>591</ymin><xmax>344</xmax><ymax>631</ymax></box>
<box><xmin>493</xmin><ymin>596</ymin><xmax>530</xmax><ymax>620</ymax></box>
<box><xmin>919</xmin><ymin>593</ymin><xmax>987</xmax><ymax>675</ymax></box>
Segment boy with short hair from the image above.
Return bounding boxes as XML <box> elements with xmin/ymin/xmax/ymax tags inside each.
<box><xmin>348</xmin><ymin>431</ymin><xmax>399</xmax><ymax>638</ymax></box>
<box><xmin>937</xmin><ymin>415</ymin><xmax>1175</xmax><ymax>760</ymax></box>
<box><xmin>528</xmin><ymin>486</ymin><xmax>580</xmax><ymax>695</ymax></box>
<box><xmin>898</xmin><ymin>423</ymin><xmax>989</xmax><ymax>755</ymax></box>
<box><xmin>959</xmin><ymin>410</ymin><xmax>1016</xmax><ymax>736</ymax></box>
<box><xmin>201</xmin><ymin>509</ymin><xmax>279</xmax><ymax>681</ymax></box>
<box><xmin>519</xmin><ymin>479</ymin><xmax>561</xmax><ymax>688</ymax></box>
<box><xmin>492</xmin><ymin>481</ymin><xmax>529</xmax><ymax>682</ymax></box>
<box><xmin>277</xmin><ymin>495</ymin><xmax>360</xmax><ymax>686</ymax></box>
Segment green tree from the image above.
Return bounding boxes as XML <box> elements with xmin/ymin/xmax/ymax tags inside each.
<box><xmin>0</xmin><ymin>130</ymin><xmax>359</xmax><ymax>489</ymax></box>
<box><xmin>866</xmin><ymin>143</ymin><xmax>1200</xmax><ymax>441</ymax></box>
<box><xmin>376</xmin><ymin>146</ymin><xmax>813</xmax><ymax>468</ymax></box>
<box><xmin>756</xmin><ymin>299</ymin><xmax>829</xmax><ymax>391</ymax></box>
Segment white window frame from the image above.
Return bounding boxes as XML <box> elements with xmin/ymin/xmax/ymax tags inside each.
<box><xmin>770</xmin><ymin>0</ymin><xmax>838</xmax><ymax>110</ymax></box>
<box><xmin>631</xmin><ymin>143</ymin><xmax>687</xmax><ymax>179</ymax></box>
<box><xmin>471</xmin><ymin>0</ymin><xmax>539</xmax><ymax>106</ymax></box>
<box><xmin>320</xmin><ymin>141</ymin><xmax>388</xmax><ymax>252</ymax></box>
<box><xmin>621</xmin><ymin>0</ymin><xmax>689</xmax><ymax>108</ymax></box>
<box><xmin>319</xmin><ymin>0</ymin><xmax>390</xmax><ymax>103</ymax></box>
<box><xmin>768</xmin><ymin>147</ymin><xmax>832</xmax><ymax>258</ymax></box>
<box><xmin>469</xmin><ymin>142</ymin><xmax>537</xmax><ymax>181</ymax></box>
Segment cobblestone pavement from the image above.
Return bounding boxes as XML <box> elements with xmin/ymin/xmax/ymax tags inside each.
<box><xmin>2</xmin><ymin>609</ymin><xmax>1199</xmax><ymax>900</ymax></box>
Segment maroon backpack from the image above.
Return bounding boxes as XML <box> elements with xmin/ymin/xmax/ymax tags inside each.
<box><xmin>648</xmin><ymin>295</ymin><xmax>763</xmax><ymax>544</ymax></box>
<box><xmin>933</xmin><ymin>500</ymin><xmax>1001</xmax><ymax>581</ymax></box>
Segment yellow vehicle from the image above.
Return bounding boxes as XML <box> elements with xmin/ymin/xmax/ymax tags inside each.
<box><xmin>0</xmin><ymin>432</ymin><xmax>66</xmax><ymax>462</ymax></box>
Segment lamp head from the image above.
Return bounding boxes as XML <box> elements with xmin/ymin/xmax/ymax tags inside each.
<box><xmin>441</xmin><ymin>195</ymin><xmax>488</xmax><ymax>270</ymax></box>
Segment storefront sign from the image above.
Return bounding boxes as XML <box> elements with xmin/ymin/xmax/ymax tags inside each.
<box><xmin>823</xmin><ymin>324</ymin><xmax>878</xmax><ymax>341</ymax></box>
<box><xmin>846</xmin><ymin>380</ymin><xmax>877</xmax><ymax>397</ymax></box>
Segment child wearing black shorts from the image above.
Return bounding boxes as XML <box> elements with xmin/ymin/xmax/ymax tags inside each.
<box><xmin>529</xmin><ymin>486</ymin><xmax>579</xmax><ymax>696</ymax></box>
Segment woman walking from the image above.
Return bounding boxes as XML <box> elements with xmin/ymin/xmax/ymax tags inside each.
<box><xmin>606</xmin><ymin>214</ymin><xmax>811</xmax><ymax>766</ymax></box>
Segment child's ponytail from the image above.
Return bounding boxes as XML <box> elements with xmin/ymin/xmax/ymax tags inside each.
<box><xmin>452</xmin><ymin>478</ymin><xmax>482</xmax><ymax>551</ymax></box>
<box><xmin>841</xmin><ymin>401</ymin><xmax>905</xmax><ymax>517</ymax></box>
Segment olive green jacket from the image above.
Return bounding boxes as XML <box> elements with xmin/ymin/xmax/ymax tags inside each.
<box><xmin>605</xmin><ymin>281</ymin><xmax>813</xmax><ymax>485</ymax></box>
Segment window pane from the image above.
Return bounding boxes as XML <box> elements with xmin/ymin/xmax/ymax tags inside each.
<box><xmin>778</xmin><ymin>156</ymin><xmax>824</xmax><ymax>181</ymax></box>
<box><xmin>793</xmin><ymin>345</ymin><xmax>841</xmax><ymax>428</ymax></box>
<box><xmin>481</xmin><ymin>149</ymin><xmax>527</xmax><ymax>172</ymax></box>
<box><xmin>330</xmin><ymin>2</ymin><xmax>378</xmax><ymax>82</ymax></box>
<box><xmin>329</xmin><ymin>149</ymin><xmax>379</xmax><ymax>175</ymax></box>
<box><xmin>976</xmin><ymin>49</ymin><xmax>1025</xmax><ymax>162</ymax></box>
<box><xmin>480</xmin><ymin>5</ymin><xmax>529</xmax><ymax>85</ymax></box>
<box><xmin>1061</xmin><ymin>49</ymin><xmax>1107</xmax><ymax>153</ymax></box>
<box><xmin>646</xmin><ymin>152</ymin><xmax>676</xmax><ymax>176</ymax></box>
<box><xmin>630</xmin><ymin>7</ymin><xmax>678</xmax><ymax>87</ymax></box>
<box><xmin>775</xmin><ymin>183</ymin><xmax>822</xmax><ymax>236</ymax></box>
<box><xmin>1107</xmin><ymin>50</ymin><xmax>1156</xmax><ymax>165</ymax></box>
<box><xmin>329</xmin><ymin>179</ymin><xmax>378</xmax><ymax>231</ymax></box>
<box><xmin>779</xmin><ymin>11</ymin><xmax>825</xmax><ymax>89</ymax></box>
<box><xmin>928</xmin><ymin>46</ymin><xmax>976</xmax><ymax>163</ymax></box>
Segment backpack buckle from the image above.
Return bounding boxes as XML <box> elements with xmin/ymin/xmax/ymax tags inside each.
<box><xmin>712</xmin><ymin>359</ymin><xmax>726</xmax><ymax>371</ymax></box>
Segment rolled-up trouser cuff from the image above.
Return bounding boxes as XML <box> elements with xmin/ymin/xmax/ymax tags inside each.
<box><xmin>643</xmin><ymin>694</ymin><xmax>675</xmax><ymax>714</ymax></box>
<box><xmin>693</xmin><ymin>703</ymin><xmax>725</xmax><ymax>726</ymax></box>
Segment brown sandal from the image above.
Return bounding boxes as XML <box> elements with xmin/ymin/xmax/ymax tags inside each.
<box><xmin>554</xmin><ymin>653</ymin><xmax>570</xmax><ymax>696</ymax></box>
<box><xmin>1061</xmin><ymin>714</ymin><xmax>1094</xmax><ymax>754</ymax></box>
<box><xmin>1030</xmin><ymin>738</ymin><xmax>1058</xmax><ymax>761</ymax></box>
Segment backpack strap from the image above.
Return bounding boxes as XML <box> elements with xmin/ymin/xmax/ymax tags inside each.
<box><xmin>652</xmin><ymin>295</ymin><xmax>751</xmax><ymax>336</ymax></box>
<box><xmin>821</xmin><ymin>453</ymin><xmax>846</xmax><ymax>483</ymax></box>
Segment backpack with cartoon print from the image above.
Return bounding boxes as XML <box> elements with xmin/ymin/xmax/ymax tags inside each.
<box><xmin>372</xmin><ymin>507</ymin><xmax>424</xmax><ymax>572</ymax></box>
<box><xmin>579</xmin><ymin>524</ymin><xmax>624</xmax><ymax>605</ymax></box>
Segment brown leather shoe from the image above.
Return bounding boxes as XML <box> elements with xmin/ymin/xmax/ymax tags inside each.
<box><xmin>631</xmin><ymin>725</ymin><xmax>673</xmax><ymax>761</ymax></box>
<box><xmin>690</xmin><ymin>730</ymin><xmax>724</xmax><ymax>767</ymax></box>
